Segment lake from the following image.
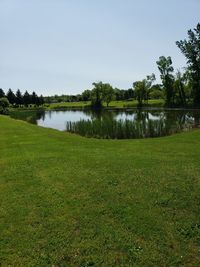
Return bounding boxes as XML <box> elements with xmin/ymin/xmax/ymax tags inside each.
<box><xmin>10</xmin><ymin>109</ymin><xmax>200</xmax><ymax>139</ymax></box>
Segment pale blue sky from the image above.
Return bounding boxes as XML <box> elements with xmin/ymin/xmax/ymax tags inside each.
<box><xmin>0</xmin><ymin>0</ymin><xmax>199</xmax><ymax>96</ymax></box>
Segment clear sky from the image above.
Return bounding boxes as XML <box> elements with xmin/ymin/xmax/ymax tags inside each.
<box><xmin>0</xmin><ymin>0</ymin><xmax>200</xmax><ymax>96</ymax></box>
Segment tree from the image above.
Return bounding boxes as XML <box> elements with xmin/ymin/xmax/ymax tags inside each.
<box><xmin>156</xmin><ymin>56</ymin><xmax>174</xmax><ymax>106</ymax></box>
<box><xmin>102</xmin><ymin>83</ymin><xmax>115</xmax><ymax>107</ymax></box>
<box><xmin>23</xmin><ymin>91</ymin><xmax>31</xmax><ymax>107</ymax></box>
<box><xmin>173</xmin><ymin>71</ymin><xmax>186</xmax><ymax>106</ymax></box>
<box><xmin>16</xmin><ymin>89</ymin><xmax>23</xmax><ymax>106</ymax></box>
<box><xmin>82</xmin><ymin>90</ymin><xmax>91</xmax><ymax>101</ymax></box>
<box><xmin>91</xmin><ymin>82</ymin><xmax>104</xmax><ymax>108</ymax></box>
<box><xmin>31</xmin><ymin>91</ymin><xmax>38</xmax><ymax>106</ymax></box>
<box><xmin>7</xmin><ymin>89</ymin><xmax>16</xmax><ymax>105</ymax></box>
<box><xmin>133</xmin><ymin>80</ymin><xmax>146</xmax><ymax>106</ymax></box>
<box><xmin>39</xmin><ymin>95</ymin><xmax>44</xmax><ymax>106</ymax></box>
<box><xmin>0</xmin><ymin>88</ymin><xmax>5</xmax><ymax>98</ymax></box>
<box><xmin>149</xmin><ymin>84</ymin><xmax>164</xmax><ymax>99</ymax></box>
<box><xmin>124</xmin><ymin>88</ymin><xmax>134</xmax><ymax>100</ymax></box>
<box><xmin>114</xmin><ymin>88</ymin><xmax>126</xmax><ymax>100</ymax></box>
<box><xmin>133</xmin><ymin>74</ymin><xmax>155</xmax><ymax>106</ymax></box>
<box><xmin>176</xmin><ymin>23</ymin><xmax>200</xmax><ymax>106</ymax></box>
<box><xmin>0</xmin><ymin>97</ymin><xmax>10</xmax><ymax>114</ymax></box>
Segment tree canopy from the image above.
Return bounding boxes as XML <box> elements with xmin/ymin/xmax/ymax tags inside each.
<box><xmin>176</xmin><ymin>23</ymin><xmax>200</xmax><ymax>106</ymax></box>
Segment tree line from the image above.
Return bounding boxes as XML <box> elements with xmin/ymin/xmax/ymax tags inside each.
<box><xmin>44</xmin><ymin>83</ymin><xmax>163</xmax><ymax>107</ymax></box>
<box><xmin>0</xmin><ymin>89</ymin><xmax>44</xmax><ymax>107</ymax></box>
<box><xmin>44</xmin><ymin>23</ymin><xmax>200</xmax><ymax>108</ymax></box>
<box><xmin>1</xmin><ymin>23</ymin><xmax>200</xmax><ymax>110</ymax></box>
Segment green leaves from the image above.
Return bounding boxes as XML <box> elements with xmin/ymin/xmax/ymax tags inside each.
<box><xmin>176</xmin><ymin>23</ymin><xmax>200</xmax><ymax>106</ymax></box>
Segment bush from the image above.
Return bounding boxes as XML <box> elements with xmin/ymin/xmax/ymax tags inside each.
<box><xmin>0</xmin><ymin>97</ymin><xmax>10</xmax><ymax>114</ymax></box>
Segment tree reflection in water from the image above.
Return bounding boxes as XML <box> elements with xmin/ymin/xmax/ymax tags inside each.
<box><xmin>10</xmin><ymin>108</ymin><xmax>200</xmax><ymax>139</ymax></box>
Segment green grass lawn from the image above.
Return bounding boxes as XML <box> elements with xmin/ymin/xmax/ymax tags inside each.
<box><xmin>44</xmin><ymin>99</ymin><xmax>164</xmax><ymax>110</ymax></box>
<box><xmin>0</xmin><ymin>115</ymin><xmax>200</xmax><ymax>266</ymax></box>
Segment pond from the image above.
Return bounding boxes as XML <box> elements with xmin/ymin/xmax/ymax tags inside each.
<box><xmin>10</xmin><ymin>108</ymin><xmax>200</xmax><ymax>139</ymax></box>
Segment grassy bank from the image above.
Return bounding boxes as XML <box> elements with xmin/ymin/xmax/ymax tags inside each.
<box><xmin>12</xmin><ymin>99</ymin><xmax>164</xmax><ymax>111</ymax></box>
<box><xmin>0</xmin><ymin>115</ymin><xmax>200</xmax><ymax>266</ymax></box>
<box><xmin>47</xmin><ymin>99</ymin><xmax>164</xmax><ymax>109</ymax></box>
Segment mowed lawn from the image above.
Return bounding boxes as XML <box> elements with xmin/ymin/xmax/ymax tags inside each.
<box><xmin>0</xmin><ymin>115</ymin><xmax>200</xmax><ymax>266</ymax></box>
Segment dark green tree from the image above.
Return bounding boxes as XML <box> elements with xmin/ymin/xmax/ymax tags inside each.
<box><xmin>31</xmin><ymin>91</ymin><xmax>38</xmax><ymax>106</ymax></box>
<box><xmin>82</xmin><ymin>90</ymin><xmax>91</xmax><ymax>101</ymax></box>
<box><xmin>7</xmin><ymin>89</ymin><xmax>16</xmax><ymax>105</ymax></box>
<box><xmin>16</xmin><ymin>89</ymin><xmax>23</xmax><ymax>106</ymax></box>
<box><xmin>91</xmin><ymin>82</ymin><xmax>104</xmax><ymax>108</ymax></box>
<box><xmin>176</xmin><ymin>23</ymin><xmax>200</xmax><ymax>106</ymax></box>
<box><xmin>23</xmin><ymin>91</ymin><xmax>31</xmax><ymax>107</ymax></box>
<box><xmin>0</xmin><ymin>88</ymin><xmax>5</xmax><ymax>98</ymax></box>
<box><xmin>156</xmin><ymin>56</ymin><xmax>174</xmax><ymax>106</ymax></box>
<box><xmin>39</xmin><ymin>95</ymin><xmax>44</xmax><ymax>106</ymax></box>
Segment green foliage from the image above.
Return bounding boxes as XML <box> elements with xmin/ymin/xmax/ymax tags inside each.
<box><xmin>173</xmin><ymin>71</ymin><xmax>187</xmax><ymax>106</ymax></box>
<box><xmin>176</xmin><ymin>23</ymin><xmax>200</xmax><ymax>106</ymax></box>
<box><xmin>0</xmin><ymin>88</ymin><xmax>5</xmax><ymax>98</ymax></box>
<box><xmin>7</xmin><ymin>88</ymin><xmax>16</xmax><ymax>105</ymax></box>
<box><xmin>149</xmin><ymin>84</ymin><xmax>164</xmax><ymax>99</ymax></box>
<box><xmin>91</xmin><ymin>82</ymin><xmax>104</xmax><ymax>108</ymax></box>
<box><xmin>133</xmin><ymin>74</ymin><xmax>155</xmax><ymax>106</ymax></box>
<box><xmin>82</xmin><ymin>90</ymin><xmax>91</xmax><ymax>101</ymax></box>
<box><xmin>91</xmin><ymin>82</ymin><xmax>115</xmax><ymax>108</ymax></box>
<box><xmin>66</xmin><ymin>117</ymin><xmax>184</xmax><ymax>139</ymax></box>
<box><xmin>0</xmin><ymin>97</ymin><xmax>10</xmax><ymax>114</ymax></box>
<box><xmin>102</xmin><ymin>83</ymin><xmax>115</xmax><ymax>107</ymax></box>
<box><xmin>23</xmin><ymin>91</ymin><xmax>31</xmax><ymax>106</ymax></box>
<box><xmin>156</xmin><ymin>56</ymin><xmax>174</xmax><ymax>106</ymax></box>
<box><xmin>16</xmin><ymin>89</ymin><xmax>23</xmax><ymax>106</ymax></box>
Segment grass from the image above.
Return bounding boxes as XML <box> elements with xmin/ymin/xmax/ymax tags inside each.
<box><xmin>47</xmin><ymin>101</ymin><xmax>90</xmax><ymax>109</ymax></box>
<box><xmin>66</xmin><ymin>118</ymin><xmax>184</xmax><ymax>139</ymax></box>
<box><xmin>31</xmin><ymin>99</ymin><xmax>164</xmax><ymax>110</ymax></box>
<box><xmin>109</xmin><ymin>99</ymin><xmax>164</xmax><ymax>108</ymax></box>
<box><xmin>0</xmin><ymin>115</ymin><xmax>200</xmax><ymax>266</ymax></box>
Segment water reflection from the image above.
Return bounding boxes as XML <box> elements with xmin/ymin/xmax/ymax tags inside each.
<box><xmin>10</xmin><ymin>109</ymin><xmax>200</xmax><ymax>138</ymax></box>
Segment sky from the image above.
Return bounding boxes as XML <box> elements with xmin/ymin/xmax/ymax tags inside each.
<box><xmin>0</xmin><ymin>0</ymin><xmax>200</xmax><ymax>96</ymax></box>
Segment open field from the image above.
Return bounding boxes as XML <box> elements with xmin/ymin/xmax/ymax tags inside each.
<box><xmin>12</xmin><ymin>99</ymin><xmax>164</xmax><ymax>111</ymax></box>
<box><xmin>0</xmin><ymin>115</ymin><xmax>200</xmax><ymax>266</ymax></box>
<box><xmin>46</xmin><ymin>99</ymin><xmax>164</xmax><ymax>110</ymax></box>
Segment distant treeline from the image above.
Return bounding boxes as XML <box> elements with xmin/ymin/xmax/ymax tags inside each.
<box><xmin>0</xmin><ymin>89</ymin><xmax>44</xmax><ymax>107</ymax></box>
<box><xmin>1</xmin><ymin>23</ymin><xmax>200</xmax><ymax>109</ymax></box>
<box><xmin>44</xmin><ymin>84</ymin><xmax>163</xmax><ymax>104</ymax></box>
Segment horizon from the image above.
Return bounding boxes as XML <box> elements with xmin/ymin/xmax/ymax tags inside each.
<box><xmin>1</xmin><ymin>0</ymin><xmax>200</xmax><ymax>96</ymax></box>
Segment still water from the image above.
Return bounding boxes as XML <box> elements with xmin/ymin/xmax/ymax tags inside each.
<box><xmin>10</xmin><ymin>109</ymin><xmax>200</xmax><ymax>138</ymax></box>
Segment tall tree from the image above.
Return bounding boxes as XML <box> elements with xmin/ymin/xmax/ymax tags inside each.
<box><xmin>102</xmin><ymin>83</ymin><xmax>115</xmax><ymax>107</ymax></box>
<box><xmin>23</xmin><ymin>91</ymin><xmax>31</xmax><ymax>107</ymax></box>
<box><xmin>39</xmin><ymin>95</ymin><xmax>44</xmax><ymax>106</ymax></box>
<box><xmin>133</xmin><ymin>80</ymin><xmax>146</xmax><ymax>106</ymax></box>
<box><xmin>0</xmin><ymin>88</ymin><xmax>5</xmax><ymax>98</ymax></box>
<box><xmin>173</xmin><ymin>71</ymin><xmax>186</xmax><ymax>106</ymax></box>
<box><xmin>91</xmin><ymin>82</ymin><xmax>104</xmax><ymax>108</ymax></box>
<box><xmin>176</xmin><ymin>23</ymin><xmax>200</xmax><ymax>106</ymax></box>
<box><xmin>31</xmin><ymin>91</ymin><xmax>38</xmax><ymax>105</ymax></box>
<box><xmin>16</xmin><ymin>89</ymin><xmax>23</xmax><ymax>106</ymax></box>
<box><xmin>133</xmin><ymin>74</ymin><xmax>155</xmax><ymax>106</ymax></box>
<box><xmin>156</xmin><ymin>56</ymin><xmax>174</xmax><ymax>107</ymax></box>
<box><xmin>7</xmin><ymin>89</ymin><xmax>16</xmax><ymax>105</ymax></box>
<box><xmin>82</xmin><ymin>90</ymin><xmax>91</xmax><ymax>101</ymax></box>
